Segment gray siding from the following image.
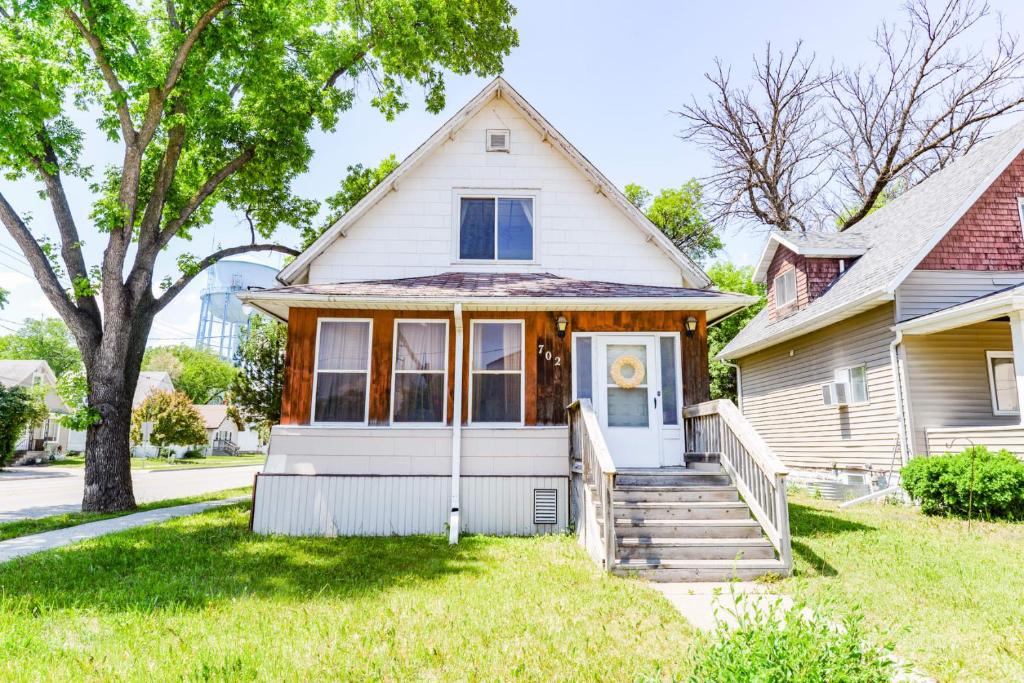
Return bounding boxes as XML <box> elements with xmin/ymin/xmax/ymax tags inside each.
<box><xmin>737</xmin><ymin>303</ymin><xmax>902</xmax><ymax>471</ymax></box>
<box><xmin>903</xmin><ymin>321</ymin><xmax>1016</xmax><ymax>454</ymax></box>
<box><xmin>896</xmin><ymin>270</ymin><xmax>1024</xmax><ymax>321</ymax></box>
<box><xmin>925</xmin><ymin>425</ymin><xmax>1024</xmax><ymax>458</ymax></box>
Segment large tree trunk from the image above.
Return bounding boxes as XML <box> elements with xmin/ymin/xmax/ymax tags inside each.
<box><xmin>81</xmin><ymin>317</ymin><xmax>151</xmax><ymax>512</ymax></box>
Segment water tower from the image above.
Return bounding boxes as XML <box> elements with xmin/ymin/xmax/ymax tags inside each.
<box><xmin>195</xmin><ymin>259</ymin><xmax>280</xmax><ymax>362</ymax></box>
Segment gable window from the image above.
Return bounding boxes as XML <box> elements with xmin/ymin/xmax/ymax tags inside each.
<box><xmin>392</xmin><ymin>320</ymin><xmax>448</xmax><ymax>424</ymax></box>
<box><xmin>458</xmin><ymin>196</ymin><xmax>534</xmax><ymax>261</ymax></box>
<box><xmin>834</xmin><ymin>365</ymin><xmax>869</xmax><ymax>404</ymax></box>
<box><xmin>774</xmin><ymin>269</ymin><xmax>797</xmax><ymax>308</ymax></box>
<box><xmin>313</xmin><ymin>319</ymin><xmax>372</xmax><ymax>423</ymax></box>
<box><xmin>470</xmin><ymin>320</ymin><xmax>524</xmax><ymax>423</ymax></box>
<box><xmin>987</xmin><ymin>351</ymin><xmax>1019</xmax><ymax>415</ymax></box>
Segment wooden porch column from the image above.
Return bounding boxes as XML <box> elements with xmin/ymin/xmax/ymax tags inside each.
<box><xmin>1010</xmin><ymin>311</ymin><xmax>1024</xmax><ymax>425</ymax></box>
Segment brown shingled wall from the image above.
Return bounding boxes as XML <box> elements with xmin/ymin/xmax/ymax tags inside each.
<box><xmin>765</xmin><ymin>245</ymin><xmax>841</xmax><ymax>321</ymax></box>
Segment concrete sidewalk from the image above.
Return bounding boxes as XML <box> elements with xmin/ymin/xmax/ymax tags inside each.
<box><xmin>0</xmin><ymin>496</ymin><xmax>248</xmax><ymax>564</ymax></box>
<box><xmin>651</xmin><ymin>582</ymin><xmax>794</xmax><ymax>632</ymax></box>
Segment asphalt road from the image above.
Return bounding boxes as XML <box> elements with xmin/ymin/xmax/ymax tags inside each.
<box><xmin>0</xmin><ymin>465</ymin><xmax>261</xmax><ymax>521</ymax></box>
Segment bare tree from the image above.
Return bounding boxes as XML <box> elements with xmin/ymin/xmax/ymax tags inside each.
<box><xmin>677</xmin><ymin>43</ymin><xmax>832</xmax><ymax>232</ymax></box>
<box><xmin>829</xmin><ymin>0</ymin><xmax>1024</xmax><ymax>229</ymax></box>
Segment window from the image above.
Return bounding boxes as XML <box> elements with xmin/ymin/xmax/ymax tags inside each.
<box><xmin>470</xmin><ymin>321</ymin><xmax>524</xmax><ymax>423</ymax></box>
<box><xmin>987</xmin><ymin>351</ymin><xmax>1019</xmax><ymax>415</ymax></box>
<box><xmin>313</xmin><ymin>320</ymin><xmax>371</xmax><ymax>423</ymax></box>
<box><xmin>392</xmin><ymin>320</ymin><xmax>448</xmax><ymax>424</ymax></box>
<box><xmin>660</xmin><ymin>337</ymin><xmax>679</xmax><ymax>425</ymax></box>
<box><xmin>834</xmin><ymin>365</ymin><xmax>869</xmax><ymax>404</ymax></box>
<box><xmin>774</xmin><ymin>269</ymin><xmax>797</xmax><ymax>308</ymax></box>
<box><xmin>573</xmin><ymin>336</ymin><xmax>593</xmax><ymax>400</ymax></box>
<box><xmin>458</xmin><ymin>196</ymin><xmax>534</xmax><ymax>261</ymax></box>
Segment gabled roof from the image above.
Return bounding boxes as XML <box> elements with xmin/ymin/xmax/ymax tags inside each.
<box><xmin>0</xmin><ymin>360</ymin><xmax>55</xmax><ymax>388</ymax></box>
<box><xmin>722</xmin><ymin>118</ymin><xmax>1024</xmax><ymax>360</ymax></box>
<box><xmin>752</xmin><ymin>231</ymin><xmax>870</xmax><ymax>283</ymax></box>
<box><xmin>240</xmin><ymin>271</ymin><xmax>756</xmax><ymax>322</ymax></box>
<box><xmin>194</xmin><ymin>404</ymin><xmax>231</xmax><ymax>430</ymax></box>
<box><xmin>278</xmin><ymin>77</ymin><xmax>711</xmax><ymax>289</ymax></box>
<box><xmin>134</xmin><ymin>371</ymin><xmax>175</xmax><ymax>408</ymax></box>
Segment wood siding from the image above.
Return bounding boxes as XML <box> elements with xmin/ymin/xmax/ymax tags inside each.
<box><xmin>925</xmin><ymin>425</ymin><xmax>1024</xmax><ymax>458</ymax></box>
<box><xmin>765</xmin><ymin>245</ymin><xmax>842</xmax><ymax>322</ymax></box>
<box><xmin>737</xmin><ymin>303</ymin><xmax>901</xmax><ymax>471</ymax></box>
<box><xmin>896</xmin><ymin>270</ymin><xmax>1024</xmax><ymax>321</ymax></box>
<box><xmin>281</xmin><ymin>308</ymin><xmax>709</xmax><ymax>426</ymax></box>
<box><xmin>251</xmin><ymin>474</ymin><xmax>569</xmax><ymax>536</ymax></box>
<box><xmin>903</xmin><ymin>321</ymin><xmax>1016</xmax><ymax>454</ymax></box>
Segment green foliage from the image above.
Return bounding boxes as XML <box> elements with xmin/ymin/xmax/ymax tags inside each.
<box><xmin>0</xmin><ymin>385</ymin><xmax>37</xmax><ymax>467</ymax></box>
<box><xmin>0</xmin><ymin>318</ymin><xmax>82</xmax><ymax>377</ymax></box>
<box><xmin>130</xmin><ymin>390</ymin><xmax>207</xmax><ymax>456</ymax></box>
<box><xmin>231</xmin><ymin>316</ymin><xmax>286</xmax><ymax>437</ymax></box>
<box><xmin>706</xmin><ymin>262</ymin><xmax>766</xmax><ymax>401</ymax></box>
<box><xmin>624</xmin><ymin>180</ymin><xmax>723</xmax><ymax>264</ymax></box>
<box><xmin>142</xmin><ymin>345</ymin><xmax>237</xmax><ymax>404</ymax></box>
<box><xmin>687</xmin><ymin>590</ymin><xmax>895</xmax><ymax>682</ymax></box>
<box><xmin>302</xmin><ymin>155</ymin><xmax>400</xmax><ymax>249</ymax></box>
<box><xmin>901</xmin><ymin>447</ymin><xmax>1024</xmax><ymax>520</ymax></box>
<box><xmin>55</xmin><ymin>365</ymin><xmax>100</xmax><ymax>430</ymax></box>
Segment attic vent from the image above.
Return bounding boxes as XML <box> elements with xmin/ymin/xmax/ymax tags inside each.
<box><xmin>486</xmin><ymin>128</ymin><xmax>510</xmax><ymax>152</ymax></box>
<box><xmin>533</xmin><ymin>488</ymin><xmax>557</xmax><ymax>525</ymax></box>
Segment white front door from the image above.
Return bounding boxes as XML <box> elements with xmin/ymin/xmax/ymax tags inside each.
<box><xmin>594</xmin><ymin>336</ymin><xmax>661</xmax><ymax>468</ymax></box>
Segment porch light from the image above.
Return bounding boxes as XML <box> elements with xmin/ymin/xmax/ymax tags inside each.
<box><xmin>684</xmin><ymin>316</ymin><xmax>698</xmax><ymax>337</ymax></box>
<box><xmin>556</xmin><ymin>315</ymin><xmax>568</xmax><ymax>338</ymax></box>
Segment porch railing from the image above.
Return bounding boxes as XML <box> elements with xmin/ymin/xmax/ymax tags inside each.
<box><xmin>567</xmin><ymin>399</ymin><xmax>617</xmax><ymax>571</ymax></box>
<box><xmin>212</xmin><ymin>438</ymin><xmax>240</xmax><ymax>456</ymax></box>
<box><xmin>683</xmin><ymin>399</ymin><xmax>792</xmax><ymax>572</ymax></box>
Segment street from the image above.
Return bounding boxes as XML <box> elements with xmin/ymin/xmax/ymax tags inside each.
<box><xmin>0</xmin><ymin>465</ymin><xmax>261</xmax><ymax>521</ymax></box>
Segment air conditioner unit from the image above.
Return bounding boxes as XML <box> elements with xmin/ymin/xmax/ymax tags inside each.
<box><xmin>821</xmin><ymin>381</ymin><xmax>850</xmax><ymax>406</ymax></box>
<box><xmin>486</xmin><ymin>128</ymin><xmax>510</xmax><ymax>152</ymax></box>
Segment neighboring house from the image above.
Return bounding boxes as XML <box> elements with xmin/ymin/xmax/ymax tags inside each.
<box><xmin>720</xmin><ymin>120</ymin><xmax>1024</xmax><ymax>483</ymax></box>
<box><xmin>194</xmin><ymin>405</ymin><xmax>240</xmax><ymax>455</ymax></box>
<box><xmin>134</xmin><ymin>371</ymin><xmax>175</xmax><ymax>408</ymax></box>
<box><xmin>240</xmin><ymin>78</ymin><xmax>793</xmax><ymax>581</ymax></box>
<box><xmin>0</xmin><ymin>360</ymin><xmax>63</xmax><ymax>452</ymax></box>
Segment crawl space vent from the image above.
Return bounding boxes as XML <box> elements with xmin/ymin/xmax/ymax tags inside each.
<box><xmin>533</xmin><ymin>488</ymin><xmax>557</xmax><ymax>525</ymax></box>
<box><xmin>486</xmin><ymin>128</ymin><xmax>510</xmax><ymax>152</ymax></box>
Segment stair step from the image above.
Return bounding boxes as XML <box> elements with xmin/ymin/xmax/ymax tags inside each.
<box><xmin>617</xmin><ymin>537</ymin><xmax>776</xmax><ymax>561</ymax></box>
<box><xmin>614</xmin><ymin>486</ymin><xmax>739</xmax><ymax>503</ymax></box>
<box><xmin>612</xmin><ymin>558</ymin><xmax>788</xmax><ymax>582</ymax></box>
<box><xmin>610</xmin><ymin>518</ymin><xmax>764</xmax><ymax>538</ymax></box>
<box><xmin>612</xmin><ymin>501</ymin><xmax>751</xmax><ymax>520</ymax></box>
<box><xmin>683</xmin><ymin>452</ymin><xmax>722</xmax><ymax>472</ymax></box>
<box><xmin>616</xmin><ymin>471</ymin><xmax>731</xmax><ymax>487</ymax></box>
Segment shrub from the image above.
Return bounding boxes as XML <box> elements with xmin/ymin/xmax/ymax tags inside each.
<box><xmin>0</xmin><ymin>385</ymin><xmax>40</xmax><ymax>468</ymax></box>
<box><xmin>901</xmin><ymin>447</ymin><xmax>1024</xmax><ymax>520</ymax></box>
<box><xmin>687</xmin><ymin>591</ymin><xmax>895</xmax><ymax>682</ymax></box>
<box><xmin>130</xmin><ymin>391</ymin><xmax>208</xmax><ymax>458</ymax></box>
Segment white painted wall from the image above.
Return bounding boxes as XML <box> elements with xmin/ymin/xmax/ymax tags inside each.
<box><xmin>307</xmin><ymin>98</ymin><xmax>685</xmax><ymax>287</ymax></box>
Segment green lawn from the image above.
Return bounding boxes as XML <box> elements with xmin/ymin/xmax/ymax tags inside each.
<box><xmin>0</xmin><ymin>505</ymin><xmax>694</xmax><ymax>681</ymax></box>
<box><xmin>43</xmin><ymin>453</ymin><xmax>266</xmax><ymax>470</ymax></box>
<box><xmin>785</xmin><ymin>493</ymin><xmax>1024</xmax><ymax>682</ymax></box>
<box><xmin>0</xmin><ymin>487</ymin><xmax>251</xmax><ymax>542</ymax></box>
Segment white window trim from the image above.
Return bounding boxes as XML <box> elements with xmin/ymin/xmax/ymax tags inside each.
<box><xmin>310</xmin><ymin>317</ymin><xmax>373</xmax><ymax>426</ymax></box>
<box><xmin>986</xmin><ymin>350</ymin><xmax>1020</xmax><ymax>416</ymax></box>
<box><xmin>833</xmin><ymin>364</ymin><xmax>870</xmax><ymax>405</ymax></box>
<box><xmin>774</xmin><ymin>268</ymin><xmax>797</xmax><ymax>309</ymax></box>
<box><xmin>467</xmin><ymin>319</ymin><xmax>526</xmax><ymax>427</ymax></box>
<box><xmin>451</xmin><ymin>189</ymin><xmax>540</xmax><ymax>265</ymax></box>
<box><xmin>390</xmin><ymin>318</ymin><xmax>450</xmax><ymax>426</ymax></box>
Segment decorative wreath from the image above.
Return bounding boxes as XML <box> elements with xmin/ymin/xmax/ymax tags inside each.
<box><xmin>610</xmin><ymin>354</ymin><xmax>646</xmax><ymax>389</ymax></box>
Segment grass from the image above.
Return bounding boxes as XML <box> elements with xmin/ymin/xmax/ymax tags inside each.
<box><xmin>41</xmin><ymin>453</ymin><xmax>266</xmax><ymax>470</ymax></box>
<box><xmin>0</xmin><ymin>487</ymin><xmax>251</xmax><ymax>542</ymax></box>
<box><xmin>0</xmin><ymin>506</ymin><xmax>694</xmax><ymax>682</ymax></box>
<box><xmin>785</xmin><ymin>492</ymin><xmax>1024</xmax><ymax>682</ymax></box>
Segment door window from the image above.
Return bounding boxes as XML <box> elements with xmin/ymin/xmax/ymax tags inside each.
<box><xmin>605</xmin><ymin>343</ymin><xmax>649</xmax><ymax>427</ymax></box>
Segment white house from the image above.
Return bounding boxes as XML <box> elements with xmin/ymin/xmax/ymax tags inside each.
<box><xmin>0</xmin><ymin>360</ymin><xmax>63</xmax><ymax>452</ymax></box>
<box><xmin>240</xmin><ymin>78</ymin><xmax>792</xmax><ymax>581</ymax></box>
<box><xmin>194</xmin><ymin>404</ymin><xmax>240</xmax><ymax>455</ymax></box>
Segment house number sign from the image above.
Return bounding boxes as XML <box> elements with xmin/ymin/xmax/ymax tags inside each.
<box><xmin>537</xmin><ymin>344</ymin><xmax>562</xmax><ymax>366</ymax></box>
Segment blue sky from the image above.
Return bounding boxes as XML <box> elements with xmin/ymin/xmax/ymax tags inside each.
<box><xmin>0</xmin><ymin>0</ymin><xmax>1021</xmax><ymax>344</ymax></box>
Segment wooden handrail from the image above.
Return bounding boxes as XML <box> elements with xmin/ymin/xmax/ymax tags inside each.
<box><xmin>568</xmin><ymin>399</ymin><xmax>617</xmax><ymax>571</ymax></box>
<box><xmin>683</xmin><ymin>399</ymin><xmax>788</xmax><ymax>477</ymax></box>
<box><xmin>567</xmin><ymin>399</ymin><xmax>617</xmax><ymax>475</ymax></box>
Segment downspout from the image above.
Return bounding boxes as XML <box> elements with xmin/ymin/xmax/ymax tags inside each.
<box><xmin>449</xmin><ymin>303</ymin><xmax>464</xmax><ymax>544</ymax></box>
<box><xmin>888</xmin><ymin>328</ymin><xmax>912</xmax><ymax>467</ymax></box>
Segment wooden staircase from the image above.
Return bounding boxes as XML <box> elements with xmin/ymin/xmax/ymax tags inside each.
<box><xmin>569</xmin><ymin>399</ymin><xmax>792</xmax><ymax>582</ymax></box>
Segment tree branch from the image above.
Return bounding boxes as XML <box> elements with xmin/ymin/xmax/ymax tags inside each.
<box><xmin>163</xmin><ymin>0</ymin><xmax>232</xmax><ymax>94</ymax></box>
<box><xmin>153</xmin><ymin>243</ymin><xmax>298</xmax><ymax>313</ymax></box>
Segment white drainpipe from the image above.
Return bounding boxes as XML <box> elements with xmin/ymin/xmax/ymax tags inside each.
<box><xmin>888</xmin><ymin>329</ymin><xmax>912</xmax><ymax>466</ymax></box>
<box><xmin>449</xmin><ymin>303</ymin><xmax>464</xmax><ymax>544</ymax></box>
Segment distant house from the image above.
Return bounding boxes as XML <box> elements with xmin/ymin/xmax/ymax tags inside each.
<box><xmin>194</xmin><ymin>405</ymin><xmax>240</xmax><ymax>455</ymax></box>
<box><xmin>720</xmin><ymin>120</ymin><xmax>1024</xmax><ymax>483</ymax></box>
<box><xmin>134</xmin><ymin>371</ymin><xmax>175</xmax><ymax>407</ymax></box>
<box><xmin>0</xmin><ymin>360</ymin><xmax>63</xmax><ymax>452</ymax></box>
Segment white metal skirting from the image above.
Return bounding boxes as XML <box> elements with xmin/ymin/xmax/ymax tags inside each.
<box><xmin>251</xmin><ymin>474</ymin><xmax>569</xmax><ymax>537</ymax></box>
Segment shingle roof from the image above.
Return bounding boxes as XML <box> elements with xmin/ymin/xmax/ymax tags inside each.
<box><xmin>0</xmin><ymin>360</ymin><xmax>54</xmax><ymax>388</ymax></box>
<box><xmin>722</xmin><ymin>119</ymin><xmax>1024</xmax><ymax>360</ymax></box>
<box><xmin>194</xmin><ymin>404</ymin><xmax>230</xmax><ymax>430</ymax></box>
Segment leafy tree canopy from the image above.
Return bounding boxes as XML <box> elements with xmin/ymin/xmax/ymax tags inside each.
<box><xmin>301</xmin><ymin>154</ymin><xmax>399</xmax><ymax>250</ymax></box>
<box><xmin>706</xmin><ymin>262</ymin><xmax>765</xmax><ymax>402</ymax></box>
<box><xmin>130</xmin><ymin>389</ymin><xmax>207</xmax><ymax>456</ymax></box>
<box><xmin>142</xmin><ymin>345</ymin><xmax>236</xmax><ymax>404</ymax></box>
<box><xmin>624</xmin><ymin>180</ymin><xmax>723</xmax><ymax>264</ymax></box>
<box><xmin>230</xmin><ymin>315</ymin><xmax>286</xmax><ymax>439</ymax></box>
<box><xmin>0</xmin><ymin>318</ymin><xmax>82</xmax><ymax>377</ymax></box>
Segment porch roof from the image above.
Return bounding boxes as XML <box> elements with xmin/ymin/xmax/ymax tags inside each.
<box><xmin>238</xmin><ymin>272</ymin><xmax>756</xmax><ymax>322</ymax></box>
<box><xmin>896</xmin><ymin>282</ymin><xmax>1024</xmax><ymax>335</ymax></box>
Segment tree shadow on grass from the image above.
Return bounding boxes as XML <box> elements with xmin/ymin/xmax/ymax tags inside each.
<box><xmin>0</xmin><ymin>504</ymin><xmax>487</xmax><ymax>615</ymax></box>
<box><xmin>788</xmin><ymin>502</ymin><xmax>877</xmax><ymax>578</ymax></box>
